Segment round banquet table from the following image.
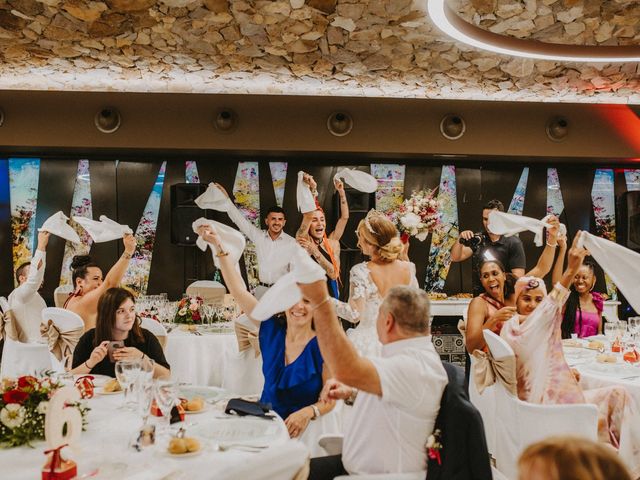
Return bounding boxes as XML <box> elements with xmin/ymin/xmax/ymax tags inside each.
<box><xmin>0</xmin><ymin>385</ymin><xmax>307</xmax><ymax>480</ymax></box>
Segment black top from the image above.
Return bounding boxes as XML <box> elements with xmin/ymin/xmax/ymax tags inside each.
<box><xmin>471</xmin><ymin>233</ymin><xmax>526</xmax><ymax>296</ymax></box>
<box><xmin>72</xmin><ymin>328</ymin><xmax>170</xmax><ymax>377</ymax></box>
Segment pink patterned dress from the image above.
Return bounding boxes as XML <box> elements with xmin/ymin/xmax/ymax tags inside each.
<box><xmin>501</xmin><ymin>285</ymin><xmax>637</xmax><ymax>467</ymax></box>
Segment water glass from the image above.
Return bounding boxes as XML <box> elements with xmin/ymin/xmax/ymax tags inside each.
<box><xmin>115</xmin><ymin>360</ymin><xmax>142</xmax><ymax>409</ymax></box>
<box><xmin>153</xmin><ymin>380</ymin><xmax>177</xmax><ymax>433</ymax></box>
<box><xmin>604</xmin><ymin>321</ymin><xmax>618</xmax><ymax>345</ymax></box>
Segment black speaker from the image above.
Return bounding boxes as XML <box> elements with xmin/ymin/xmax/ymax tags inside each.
<box><xmin>333</xmin><ymin>187</ymin><xmax>375</xmax><ymax>250</ymax></box>
<box><xmin>619</xmin><ymin>191</ymin><xmax>640</xmax><ymax>250</ymax></box>
<box><xmin>171</xmin><ymin>183</ymin><xmax>209</xmax><ymax>246</ymax></box>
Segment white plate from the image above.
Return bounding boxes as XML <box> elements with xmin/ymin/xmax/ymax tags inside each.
<box><xmin>190</xmin><ymin>417</ymin><xmax>280</xmax><ymax>445</ymax></box>
<box><xmin>184</xmin><ymin>403</ymin><xmax>209</xmax><ymax>415</ymax></box>
<box><xmin>95</xmin><ymin>387</ymin><xmax>123</xmax><ymax>395</ymax></box>
<box><xmin>179</xmin><ymin>386</ymin><xmax>226</xmax><ymax>401</ymax></box>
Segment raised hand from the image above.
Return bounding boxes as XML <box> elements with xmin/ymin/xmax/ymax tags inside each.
<box><xmin>123</xmin><ymin>234</ymin><xmax>137</xmax><ymax>255</ymax></box>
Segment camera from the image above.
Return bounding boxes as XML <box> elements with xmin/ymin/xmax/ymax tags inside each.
<box><xmin>459</xmin><ymin>233</ymin><xmax>484</xmax><ymax>250</ymax></box>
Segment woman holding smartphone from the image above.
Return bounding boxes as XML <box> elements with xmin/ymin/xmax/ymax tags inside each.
<box><xmin>71</xmin><ymin>287</ymin><xmax>170</xmax><ymax>379</ymax></box>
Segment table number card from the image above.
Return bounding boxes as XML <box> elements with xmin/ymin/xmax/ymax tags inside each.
<box><xmin>44</xmin><ymin>386</ymin><xmax>82</xmax><ymax>448</ymax></box>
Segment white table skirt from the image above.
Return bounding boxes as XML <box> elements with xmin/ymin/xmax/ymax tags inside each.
<box><xmin>0</xmin><ymin>390</ymin><xmax>306</xmax><ymax>480</ymax></box>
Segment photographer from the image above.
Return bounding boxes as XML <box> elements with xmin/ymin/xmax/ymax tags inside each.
<box><xmin>451</xmin><ymin>200</ymin><xmax>526</xmax><ymax>295</ymax></box>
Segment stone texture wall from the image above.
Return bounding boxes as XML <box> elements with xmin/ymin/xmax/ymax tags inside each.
<box><xmin>0</xmin><ymin>0</ymin><xmax>638</xmax><ymax>102</ymax></box>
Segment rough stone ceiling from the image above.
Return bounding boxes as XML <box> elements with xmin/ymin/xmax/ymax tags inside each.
<box><xmin>0</xmin><ymin>0</ymin><xmax>639</xmax><ymax>103</ymax></box>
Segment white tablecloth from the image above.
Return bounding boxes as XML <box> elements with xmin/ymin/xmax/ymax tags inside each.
<box><xmin>0</xmin><ymin>389</ymin><xmax>307</xmax><ymax>480</ymax></box>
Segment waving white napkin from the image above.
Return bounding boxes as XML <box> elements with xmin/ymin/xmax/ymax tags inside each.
<box><xmin>38</xmin><ymin>211</ymin><xmax>81</xmax><ymax>244</ymax></box>
<box><xmin>334</xmin><ymin>168</ymin><xmax>378</xmax><ymax>193</ymax></box>
<box><xmin>192</xmin><ymin>218</ymin><xmax>245</xmax><ymax>268</ymax></box>
<box><xmin>487</xmin><ymin>211</ymin><xmax>553</xmax><ymax>246</ymax></box>
<box><xmin>577</xmin><ymin>232</ymin><xmax>640</xmax><ymax>314</ymax></box>
<box><xmin>194</xmin><ymin>183</ymin><xmax>233</xmax><ymax>212</ymax></box>
<box><xmin>297</xmin><ymin>171</ymin><xmax>317</xmax><ymax>214</ymax></box>
<box><xmin>72</xmin><ymin>215</ymin><xmax>132</xmax><ymax>243</ymax></box>
<box><xmin>251</xmin><ymin>245</ymin><xmax>326</xmax><ymax>321</ymax></box>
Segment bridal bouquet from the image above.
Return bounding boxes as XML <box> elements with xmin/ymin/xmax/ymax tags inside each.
<box><xmin>174</xmin><ymin>295</ymin><xmax>204</xmax><ymax>324</ymax></box>
<box><xmin>0</xmin><ymin>375</ymin><xmax>89</xmax><ymax>448</ymax></box>
<box><xmin>390</xmin><ymin>189</ymin><xmax>440</xmax><ymax>242</ymax></box>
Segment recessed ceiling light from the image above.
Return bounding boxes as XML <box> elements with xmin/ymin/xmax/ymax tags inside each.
<box><xmin>427</xmin><ymin>0</ymin><xmax>640</xmax><ymax>62</ymax></box>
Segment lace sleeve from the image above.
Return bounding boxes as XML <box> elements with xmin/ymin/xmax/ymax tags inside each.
<box><xmin>333</xmin><ymin>265</ymin><xmax>367</xmax><ymax>323</ymax></box>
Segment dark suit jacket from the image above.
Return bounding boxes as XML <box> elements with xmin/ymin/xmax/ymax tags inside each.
<box><xmin>426</xmin><ymin>362</ymin><xmax>492</xmax><ymax>480</ymax></box>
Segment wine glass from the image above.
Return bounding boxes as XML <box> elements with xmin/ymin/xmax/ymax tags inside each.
<box><xmin>153</xmin><ymin>380</ymin><xmax>177</xmax><ymax>434</ymax></box>
<box><xmin>604</xmin><ymin>321</ymin><xmax>618</xmax><ymax>347</ymax></box>
<box><xmin>115</xmin><ymin>360</ymin><xmax>142</xmax><ymax>409</ymax></box>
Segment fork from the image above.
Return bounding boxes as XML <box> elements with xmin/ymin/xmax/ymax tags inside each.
<box><xmin>215</xmin><ymin>442</ymin><xmax>268</xmax><ymax>452</ymax></box>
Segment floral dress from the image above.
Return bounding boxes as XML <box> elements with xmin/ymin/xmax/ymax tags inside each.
<box><xmin>501</xmin><ymin>284</ymin><xmax>640</xmax><ymax>473</ymax></box>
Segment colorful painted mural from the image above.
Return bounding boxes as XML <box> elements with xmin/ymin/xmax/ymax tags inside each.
<box><xmin>624</xmin><ymin>169</ymin><xmax>640</xmax><ymax>191</ymax></box>
<box><xmin>371</xmin><ymin>164</ymin><xmax>405</xmax><ymax>214</ymax></box>
<box><xmin>59</xmin><ymin>160</ymin><xmax>93</xmax><ymax>287</ymax></box>
<box><xmin>9</xmin><ymin>158</ymin><xmax>40</xmax><ymax>285</ymax></box>
<box><xmin>233</xmin><ymin>162</ymin><xmax>260</xmax><ymax>292</ymax></box>
<box><xmin>185</xmin><ymin>161</ymin><xmax>200</xmax><ymax>184</ymax></box>
<box><xmin>269</xmin><ymin>162</ymin><xmax>287</xmax><ymax>208</ymax></box>
<box><xmin>424</xmin><ymin>165</ymin><xmax>459</xmax><ymax>292</ymax></box>
<box><xmin>591</xmin><ymin>169</ymin><xmax>617</xmax><ymax>299</ymax></box>
<box><xmin>508</xmin><ymin>167</ymin><xmax>529</xmax><ymax>215</ymax></box>
<box><xmin>546</xmin><ymin>168</ymin><xmax>565</xmax><ymax>217</ymax></box>
<box><xmin>122</xmin><ymin>162</ymin><xmax>167</xmax><ymax>295</ymax></box>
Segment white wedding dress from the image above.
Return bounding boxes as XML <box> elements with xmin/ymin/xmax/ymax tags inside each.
<box><xmin>335</xmin><ymin>261</ymin><xmax>419</xmax><ymax>357</ymax></box>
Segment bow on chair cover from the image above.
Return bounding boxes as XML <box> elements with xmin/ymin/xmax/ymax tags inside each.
<box><xmin>472</xmin><ymin>349</ymin><xmax>517</xmax><ymax>395</ymax></box>
<box><xmin>0</xmin><ymin>310</ymin><xmax>26</xmax><ymax>342</ymax></box>
<box><xmin>40</xmin><ymin>320</ymin><xmax>83</xmax><ymax>364</ymax></box>
<box><xmin>233</xmin><ymin>322</ymin><xmax>261</xmax><ymax>358</ymax></box>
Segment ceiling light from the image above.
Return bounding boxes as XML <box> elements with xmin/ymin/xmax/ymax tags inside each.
<box><xmin>94</xmin><ymin>107</ymin><xmax>121</xmax><ymax>134</ymax></box>
<box><xmin>327</xmin><ymin>112</ymin><xmax>353</xmax><ymax>137</ymax></box>
<box><xmin>214</xmin><ymin>108</ymin><xmax>237</xmax><ymax>133</ymax></box>
<box><xmin>427</xmin><ymin>0</ymin><xmax>640</xmax><ymax>62</ymax></box>
<box><xmin>440</xmin><ymin>114</ymin><xmax>466</xmax><ymax>140</ymax></box>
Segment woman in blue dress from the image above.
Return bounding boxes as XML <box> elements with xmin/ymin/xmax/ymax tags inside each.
<box><xmin>198</xmin><ymin>226</ymin><xmax>334</xmax><ymax>439</ymax></box>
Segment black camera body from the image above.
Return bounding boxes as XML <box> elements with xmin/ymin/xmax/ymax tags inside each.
<box><xmin>459</xmin><ymin>233</ymin><xmax>484</xmax><ymax>250</ymax></box>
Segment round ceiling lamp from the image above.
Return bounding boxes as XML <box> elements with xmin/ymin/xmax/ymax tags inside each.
<box><xmin>427</xmin><ymin>0</ymin><xmax>640</xmax><ymax>62</ymax></box>
<box><xmin>94</xmin><ymin>107</ymin><xmax>121</xmax><ymax>134</ymax></box>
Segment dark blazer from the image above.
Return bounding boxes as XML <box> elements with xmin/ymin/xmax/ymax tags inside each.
<box><xmin>426</xmin><ymin>362</ymin><xmax>492</xmax><ymax>480</ymax></box>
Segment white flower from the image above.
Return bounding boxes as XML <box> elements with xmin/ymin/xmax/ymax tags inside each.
<box><xmin>178</xmin><ymin>308</ymin><xmax>188</xmax><ymax>316</ymax></box>
<box><xmin>416</xmin><ymin>231</ymin><xmax>429</xmax><ymax>242</ymax></box>
<box><xmin>37</xmin><ymin>401</ymin><xmax>49</xmax><ymax>415</ymax></box>
<box><xmin>0</xmin><ymin>404</ymin><xmax>26</xmax><ymax>429</ymax></box>
<box><xmin>400</xmin><ymin>212</ymin><xmax>421</xmax><ymax>229</ymax></box>
<box><xmin>426</xmin><ymin>434</ymin><xmax>435</xmax><ymax>449</ymax></box>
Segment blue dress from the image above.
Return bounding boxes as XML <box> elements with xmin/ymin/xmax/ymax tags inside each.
<box><xmin>259</xmin><ymin>317</ymin><xmax>324</xmax><ymax>420</ymax></box>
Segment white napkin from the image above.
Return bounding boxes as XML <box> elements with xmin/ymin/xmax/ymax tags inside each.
<box><xmin>487</xmin><ymin>211</ymin><xmax>553</xmax><ymax>246</ymax></box>
<box><xmin>38</xmin><ymin>211</ymin><xmax>81</xmax><ymax>244</ymax></box>
<box><xmin>296</xmin><ymin>171</ymin><xmax>317</xmax><ymax>214</ymax></box>
<box><xmin>334</xmin><ymin>168</ymin><xmax>378</xmax><ymax>193</ymax></box>
<box><xmin>194</xmin><ymin>183</ymin><xmax>233</xmax><ymax>212</ymax></box>
<box><xmin>251</xmin><ymin>245</ymin><xmax>326</xmax><ymax>321</ymax></box>
<box><xmin>577</xmin><ymin>232</ymin><xmax>640</xmax><ymax>315</ymax></box>
<box><xmin>72</xmin><ymin>215</ymin><xmax>133</xmax><ymax>243</ymax></box>
<box><xmin>192</xmin><ymin>218</ymin><xmax>245</xmax><ymax>268</ymax></box>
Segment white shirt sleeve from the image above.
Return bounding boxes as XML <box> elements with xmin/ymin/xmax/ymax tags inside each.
<box><xmin>226</xmin><ymin>201</ymin><xmax>261</xmax><ymax>244</ymax></box>
<box><xmin>11</xmin><ymin>249</ymin><xmax>46</xmax><ymax>305</ymax></box>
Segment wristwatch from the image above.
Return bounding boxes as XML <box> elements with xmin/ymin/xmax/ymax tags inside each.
<box><xmin>310</xmin><ymin>404</ymin><xmax>320</xmax><ymax>420</ymax></box>
<box><xmin>344</xmin><ymin>388</ymin><xmax>358</xmax><ymax>406</ymax></box>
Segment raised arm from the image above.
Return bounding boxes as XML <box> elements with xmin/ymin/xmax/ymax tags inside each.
<box><xmin>450</xmin><ymin>230</ymin><xmax>474</xmax><ymax>263</ymax></box>
<box><xmin>12</xmin><ymin>231</ymin><xmax>49</xmax><ymax>304</ymax></box>
<box><xmin>329</xmin><ymin>179</ymin><xmax>349</xmax><ymax>242</ymax></box>
<box><xmin>197</xmin><ymin>226</ymin><xmax>259</xmax><ymax>325</ymax></box>
<box><xmin>526</xmin><ymin>216</ymin><xmax>559</xmax><ymax>278</ymax></box>
<box><xmin>551</xmin><ymin>233</ymin><xmax>567</xmax><ymax>285</ymax></box>
<box><xmin>556</xmin><ymin>232</ymin><xmax>589</xmax><ymax>292</ymax></box>
<box><xmin>295</xmin><ymin>173</ymin><xmax>317</xmax><ymax>241</ymax></box>
<box><xmin>213</xmin><ymin>183</ymin><xmax>261</xmax><ymax>244</ymax></box>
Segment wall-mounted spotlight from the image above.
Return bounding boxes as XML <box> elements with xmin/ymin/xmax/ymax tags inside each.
<box><xmin>440</xmin><ymin>114</ymin><xmax>466</xmax><ymax>140</ymax></box>
<box><xmin>327</xmin><ymin>112</ymin><xmax>353</xmax><ymax>137</ymax></box>
<box><xmin>214</xmin><ymin>108</ymin><xmax>237</xmax><ymax>133</ymax></box>
<box><xmin>546</xmin><ymin>116</ymin><xmax>569</xmax><ymax>142</ymax></box>
<box><xmin>94</xmin><ymin>107</ymin><xmax>121</xmax><ymax>134</ymax></box>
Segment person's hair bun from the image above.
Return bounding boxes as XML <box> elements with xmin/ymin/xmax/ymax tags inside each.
<box><xmin>378</xmin><ymin>236</ymin><xmax>403</xmax><ymax>261</ymax></box>
<box><xmin>70</xmin><ymin>255</ymin><xmax>92</xmax><ymax>271</ymax></box>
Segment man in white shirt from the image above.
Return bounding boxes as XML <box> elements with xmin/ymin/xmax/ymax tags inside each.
<box><xmin>8</xmin><ymin>231</ymin><xmax>50</xmax><ymax>342</ymax></box>
<box><xmin>214</xmin><ymin>183</ymin><xmax>297</xmax><ymax>297</ymax></box>
<box><xmin>301</xmin><ymin>283</ymin><xmax>448</xmax><ymax>479</ymax></box>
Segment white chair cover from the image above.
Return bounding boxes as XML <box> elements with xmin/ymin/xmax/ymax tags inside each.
<box><xmin>318</xmin><ymin>433</ymin><xmax>344</xmax><ymax>456</ymax></box>
<box><xmin>300</xmin><ymin>407</ymin><xmax>343</xmax><ymax>458</ymax></box>
<box><xmin>41</xmin><ymin>307</ymin><xmax>84</xmax><ymax>333</ymax></box>
<box><xmin>468</xmin><ymin>354</ymin><xmax>496</xmax><ymax>457</ymax></box>
<box><xmin>186</xmin><ymin>280</ymin><xmax>226</xmax><ymax>305</ymax></box>
<box><xmin>217</xmin><ymin>439</ymin><xmax>309</xmax><ymax>480</ymax></box>
<box><xmin>483</xmin><ymin>330</ymin><xmax>598</xmax><ymax>480</ymax></box>
<box><xmin>222</xmin><ymin>315</ymin><xmax>264</xmax><ymax>396</ymax></box>
<box><xmin>0</xmin><ymin>340</ymin><xmax>52</xmax><ymax>378</ymax></box>
<box><xmin>140</xmin><ymin>317</ymin><xmax>168</xmax><ymax>349</ymax></box>
<box><xmin>53</xmin><ymin>285</ymin><xmax>73</xmax><ymax>308</ymax></box>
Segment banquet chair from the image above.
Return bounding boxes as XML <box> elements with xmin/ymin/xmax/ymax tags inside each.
<box><xmin>0</xmin><ymin>340</ymin><xmax>52</xmax><ymax>378</ymax></box>
<box><xmin>468</xmin><ymin>353</ymin><xmax>496</xmax><ymax>456</ymax></box>
<box><xmin>53</xmin><ymin>285</ymin><xmax>73</xmax><ymax>308</ymax></box>
<box><xmin>483</xmin><ymin>330</ymin><xmax>598</xmax><ymax>480</ymax></box>
<box><xmin>140</xmin><ymin>316</ymin><xmax>168</xmax><ymax>349</ymax></box>
<box><xmin>222</xmin><ymin>314</ymin><xmax>264</xmax><ymax>395</ymax></box>
<box><xmin>186</xmin><ymin>280</ymin><xmax>226</xmax><ymax>305</ymax></box>
<box><xmin>41</xmin><ymin>307</ymin><xmax>84</xmax><ymax>372</ymax></box>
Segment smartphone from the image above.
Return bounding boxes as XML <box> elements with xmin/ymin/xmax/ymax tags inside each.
<box><xmin>107</xmin><ymin>340</ymin><xmax>125</xmax><ymax>362</ymax></box>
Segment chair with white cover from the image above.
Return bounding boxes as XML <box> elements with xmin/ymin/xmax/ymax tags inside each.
<box><xmin>53</xmin><ymin>285</ymin><xmax>73</xmax><ymax>308</ymax></box>
<box><xmin>40</xmin><ymin>307</ymin><xmax>84</xmax><ymax>372</ymax></box>
<box><xmin>140</xmin><ymin>317</ymin><xmax>168</xmax><ymax>349</ymax></box>
<box><xmin>186</xmin><ymin>280</ymin><xmax>226</xmax><ymax>305</ymax></box>
<box><xmin>217</xmin><ymin>439</ymin><xmax>309</xmax><ymax>480</ymax></box>
<box><xmin>469</xmin><ymin>353</ymin><xmax>496</xmax><ymax>457</ymax></box>
<box><xmin>222</xmin><ymin>314</ymin><xmax>264</xmax><ymax>396</ymax></box>
<box><xmin>483</xmin><ymin>330</ymin><xmax>598</xmax><ymax>480</ymax></box>
<box><xmin>0</xmin><ymin>340</ymin><xmax>52</xmax><ymax>378</ymax></box>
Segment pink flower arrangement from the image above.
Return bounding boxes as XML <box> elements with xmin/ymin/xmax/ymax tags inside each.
<box><xmin>174</xmin><ymin>295</ymin><xmax>204</xmax><ymax>324</ymax></box>
<box><xmin>388</xmin><ymin>189</ymin><xmax>440</xmax><ymax>243</ymax></box>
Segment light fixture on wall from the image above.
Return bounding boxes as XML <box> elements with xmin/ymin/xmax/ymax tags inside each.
<box><xmin>440</xmin><ymin>114</ymin><xmax>466</xmax><ymax>140</ymax></box>
<box><xmin>94</xmin><ymin>107</ymin><xmax>121</xmax><ymax>134</ymax></box>
<box><xmin>427</xmin><ymin>0</ymin><xmax>640</xmax><ymax>62</ymax></box>
<box><xmin>214</xmin><ymin>108</ymin><xmax>237</xmax><ymax>133</ymax></box>
<box><xmin>327</xmin><ymin>112</ymin><xmax>353</xmax><ymax>137</ymax></box>
<box><xmin>546</xmin><ymin>116</ymin><xmax>569</xmax><ymax>142</ymax></box>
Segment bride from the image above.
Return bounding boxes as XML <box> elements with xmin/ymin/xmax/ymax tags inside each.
<box><xmin>335</xmin><ymin>209</ymin><xmax>418</xmax><ymax>356</ymax></box>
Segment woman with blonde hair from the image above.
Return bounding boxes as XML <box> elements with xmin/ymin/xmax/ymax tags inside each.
<box><xmin>518</xmin><ymin>436</ymin><xmax>632</xmax><ymax>480</ymax></box>
<box><xmin>335</xmin><ymin>209</ymin><xmax>419</xmax><ymax>356</ymax></box>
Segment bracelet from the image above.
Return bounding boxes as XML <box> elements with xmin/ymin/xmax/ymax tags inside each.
<box><xmin>546</xmin><ymin>241</ymin><xmax>557</xmax><ymax>248</ymax></box>
<box><xmin>215</xmin><ymin>250</ymin><xmax>229</xmax><ymax>257</ymax></box>
<box><xmin>345</xmin><ymin>388</ymin><xmax>358</xmax><ymax>406</ymax></box>
<box><xmin>310</xmin><ymin>404</ymin><xmax>320</xmax><ymax>420</ymax></box>
<box><xmin>311</xmin><ymin>296</ymin><xmax>332</xmax><ymax>311</ymax></box>
<box><xmin>123</xmin><ymin>252</ymin><xmax>133</xmax><ymax>260</ymax></box>
<box><xmin>84</xmin><ymin>361</ymin><xmax>93</xmax><ymax>370</ymax></box>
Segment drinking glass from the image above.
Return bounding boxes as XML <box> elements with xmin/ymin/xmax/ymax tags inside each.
<box><xmin>629</xmin><ymin>317</ymin><xmax>640</xmax><ymax>340</ymax></box>
<box><xmin>604</xmin><ymin>321</ymin><xmax>618</xmax><ymax>346</ymax></box>
<box><xmin>153</xmin><ymin>380</ymin><xmax>177</xmax><ymax>434</ymax></box>
<box><xmin>115</xmin><ymin>360</ymin><xmax>142</xmax><ymax>409</ymax></box>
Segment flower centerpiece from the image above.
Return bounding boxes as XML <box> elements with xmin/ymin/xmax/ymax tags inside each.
<box><xmin>174</xmin><ymin>295</ymin><xmax>204</xmax><ymax>324</ymax></box>
<box><xmin>0</xmin><ymin>375</ymin><xmax>89</xmax><ymax>448</ymax></box>
<box><xmin>389</xmin><ymin>189</ymin><xmax>440</xmax><ymax>243</ymax></box>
